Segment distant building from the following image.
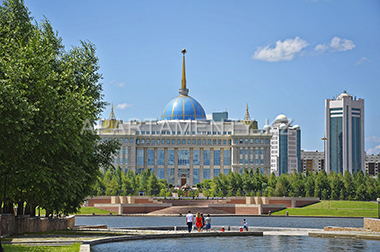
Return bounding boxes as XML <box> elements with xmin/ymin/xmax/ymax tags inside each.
<box><xmin>325</xmin><ymin>91</ymin><xmax>365</xmax><ymax>174</ymax></box>
<box><xmin>97</xmin><ymin>49</ymin><xmax>271</xmax><ymax>186</ymax></box>
<box><xmin>268</xmin><ymin>114</ymin><xmax>301</xmax><ymax>176</ymax></box>
<box><xmin>212</xmin><ymin>111</ymin><xmax>228</xmax><ymax>122</ymax></box>
<box><xmin>365</xmin><ymin>154</ymin><xmax>380</xmax><ymax>177</ymax></box>
<box><xmin>301</xmin><ymin>150</ymin><xmax>324</xmax><ymax>173</ymax></box>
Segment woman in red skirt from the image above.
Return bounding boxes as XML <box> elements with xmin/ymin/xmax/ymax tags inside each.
<box><xmin>195</xmin><ymin>212</ymin><xmax>203</xmax><ymax>232</ymax></box>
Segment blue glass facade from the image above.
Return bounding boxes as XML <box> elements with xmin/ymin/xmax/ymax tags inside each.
<box><xmin>157</xmin><ymin>150</ymin><xmax>165</xmax><ymax>165</ymax></box>
<box><xmin>203</xmin><ymin>150</ymin><xmax>210</xmax><ymax>166</ymax></box>
<box><xmin>214</xmin><ymin>150</ymin><xmax>221</xmax><ymax>166</ymax></box>
<box><xmin>178</xmin><ymin>149</ymin><xmax>190</xmax><ymax>165</ymax></box>
<box><xmin>352</xmin><ymin>115</ymin><xmax>361</xmax><ymax>173</ymax></box>
<box><xmin>193</xmin><ymin>168</ymin><xmax>200</xmax><ymax>184</ymax></box>
<box><xmin>157</xmin><ymin>168</ymin><xmax>165</xmax><ymax>179</ymax></box>
<box><xmin>330</xmin><ymin>116</ymin><xmax>343</xmax><ymax>173</ymax></box>
<box><xmin>137</xmin><ymin>150</ymin><xmax>144</xmax><ymax>166</ymax></box>
<box><xmin>168</xmin><ymin>168</ymin><xmax>175</xmax><ymax>184</ymax></box>
<box><xmin>193</xmin><ymin>150</ymin><xmax>200</xmax><ymax>165</ymax></box>
<box><xmin>203</xmin><ymin>168</ymin><xmax>210</xmax><ymax>180</ymax></box>
<box><xmin>168</xmin><ymin>150</ymin><xmax>175</xmax><ymax>166</ymax></box>
<box><xmin>147</xmin><ymin>150</ymin><xmax>154</xmax><ymax>165</ymax></box>
<box><xmin>297</xmin><ymin>130</ymin><xmax>301</xmax><ymax>173</ymax></box>
<box><xmin>214</xmin><ymin>168</ymin><xmax>220</xmax><ymax>177</ymax></box>
<box><xmin>279</xmin><ymin>129</ymin><xmax>288</xmax><ymax>175</ymax></box>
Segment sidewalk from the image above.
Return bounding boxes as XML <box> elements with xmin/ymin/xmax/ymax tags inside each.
<box><xmin>3</xmin><ymin>227</ymin><xmax>380</xmax><ymax>252</ymax></box>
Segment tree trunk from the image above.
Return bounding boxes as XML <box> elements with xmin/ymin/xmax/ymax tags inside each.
<box><xmin>17</xmin><ymin>191</ymin><xmax>24</xmax><ymax>216</ymax></box>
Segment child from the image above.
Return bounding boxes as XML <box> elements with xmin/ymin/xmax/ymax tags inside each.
<box><xmin>205</xmin><ymin>214</ymin><xmax>211</xmax><ymax>232</ymax></box>
<box><xmin>240</xmin><ymin>219</ymin><xmax>248</xmax><ymax>231</ymax></box>
<box><xmin>220</xmin><ymin>226</ymin><xmax>225</xmax><ymax>232</ymax></box>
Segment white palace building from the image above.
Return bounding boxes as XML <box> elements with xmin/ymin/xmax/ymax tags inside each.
<box><xmin>98</xmin><ymin>49</ymin><xmax>301</xmax><ymax>186</ymax></box>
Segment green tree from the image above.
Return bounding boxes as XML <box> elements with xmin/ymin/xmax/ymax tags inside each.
<box><xmin>159</xmin><ymin>189</ymin><xmax>166</xmax><ymax>197</ymax></box>
<box><xmin>0</xmin><ymin>0</ymin><xmax>119</xmax><ymax>216</ymax></box>
<box><xmin>200</xmin><ymin>179</ymin><xmax>213</xmax><ymax>189</ymax></box>
<box><xmin>344</xmin><ymin>171</ymin><xmax>355</xmax><ymax>199</ymax></box>
<box><xmin>147</xmin><ymin>174</ymin><xmax>159</xmax><ymax>195</ymax></box>
<box><xmin>274</xmin><ymin>174</ymin><xmax>290</xmax><ymax>196</ymax></box>
<box><xmin>268</xmin><ymin>172</ymin><xmax>277</xmax><ymax>189</ymax></box>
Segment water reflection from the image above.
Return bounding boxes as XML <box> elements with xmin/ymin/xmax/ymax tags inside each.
<box><xmin>91</xmin><ymin>236</ymin><xmax>380</xmax><ymax>252</ymax></box>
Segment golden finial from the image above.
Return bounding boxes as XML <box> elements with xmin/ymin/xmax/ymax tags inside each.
<box><xmin>244</xmin><ymin>103</ymin><xmax>251</xmax><ymax>121</ymax></box>
<box><xmin>109</xmin><ymin>103</ymin><xmax>116</xmax><ymax>120</ymax></box>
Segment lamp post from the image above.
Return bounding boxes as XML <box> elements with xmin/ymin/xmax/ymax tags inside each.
<box><xmin>321</xmin><ymin>135</ymin><xmax>328</xmax><ymax>171</ymax></box>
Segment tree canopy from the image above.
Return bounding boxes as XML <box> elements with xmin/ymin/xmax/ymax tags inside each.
<box><xmin>0</xmin><ymin>0</ymin><xmax>118</xmax><ymax>216</ymax></box>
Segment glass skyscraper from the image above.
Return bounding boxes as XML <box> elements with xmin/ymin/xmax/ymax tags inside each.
<box><xmin>325</xmin><ymin>91</ymin><xmax>364</xmax><ymax>174</ymax></box>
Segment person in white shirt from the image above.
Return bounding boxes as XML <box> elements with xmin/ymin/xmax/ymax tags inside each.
<box><xmin>186</xmin><ymin>210</ymin><xmax>194</xmax><ymax>233</ymax></box>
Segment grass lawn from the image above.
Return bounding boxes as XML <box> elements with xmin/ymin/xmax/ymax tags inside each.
<box><xmin>36</xmin><ymin>207</ymin><xmax>117</xmax><ymax>216</ymax></box>
<box><xmin>2</xmin><ymin>243</ymin><xmax>81</xmax><ymax>252</ymax></box>
<box><xmin>271</xmin><ymin>200</ymin><xmax>379</xmax><ymax>217</ymax></box>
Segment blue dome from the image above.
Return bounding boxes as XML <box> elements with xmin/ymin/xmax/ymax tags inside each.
<box><xmin>161</xmin><ymin>95</ymin><xmax>206</xmax><ymax>120</ymax></box>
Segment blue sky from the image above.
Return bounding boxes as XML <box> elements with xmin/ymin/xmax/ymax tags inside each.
<box><xmin>24</xmin><ymin>0</ymin><xmax>380</xmax><ymax>154</ymax></box>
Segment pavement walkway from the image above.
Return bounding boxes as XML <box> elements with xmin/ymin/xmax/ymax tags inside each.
<box><xmin>3</xmin><ymin>226</ymin><xmax>380</xmax><ymax>252</ymax></box>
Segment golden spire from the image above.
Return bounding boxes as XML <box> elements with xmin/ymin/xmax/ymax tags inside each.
<box><xmin>244</xmin><ymin>103</ymin><xmax>251</xmax><ymax>121</ymax></box>
<box><xmin>181</xmin><ymin>49</ymin><xmax>186</xmax><ymax>90</ymax></box>
<box><xmin>179</xmin><ymin>49</ymin><xmax>189</xmax><ymax>96</ymax></box>
<box><xmin>109</xmin><ymin>103</ymin><xmax>116</xmax><ymax>120</ymax></box>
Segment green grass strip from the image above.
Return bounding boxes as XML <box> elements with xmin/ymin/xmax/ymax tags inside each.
<box><xmin>272</xmin><ymin>200</ymin><xmax>379</xmax><ymax>217</ymax></box>
<box><xmin>2</xmin><ymin>243</ymin><xmax>81</xmax><ymax>252</ymax></box>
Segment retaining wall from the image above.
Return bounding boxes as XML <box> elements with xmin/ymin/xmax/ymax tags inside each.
<box><xmin>0</xmin><ymin>214</ymin><xmax>75</xmax><ymax>237</ymax></box>
<box><xmin>364</xmin><ymin>218</ymin><xmax>380</xmax><ymax>232</ymax></box>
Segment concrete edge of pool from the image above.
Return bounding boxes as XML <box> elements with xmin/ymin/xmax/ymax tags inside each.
<box><xmin>78</xmin><ymin>226</ymin><xmax>380</xmax><ymax>252</ymax></box>
<box><xmin>80</xmin><ymin>230</ymin><xmax>264</xmax><ymax>252</ymax></box>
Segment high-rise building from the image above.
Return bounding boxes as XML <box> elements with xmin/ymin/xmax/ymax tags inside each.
<box><xmin>267</xmin><ymin>114</ymin><xmax>301</xmax><ymax>176</ymax></box>
<box><xmin>325</xmin><ymin>91</ymin><xmax>364</xmax><ymax>174</ymax></box>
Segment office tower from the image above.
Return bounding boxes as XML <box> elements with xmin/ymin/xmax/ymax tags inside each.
<box><xmin>325</xmin><ymin>91</ymin><xmax>364</xmax><ymax>174</ymax></box>
<box><xmin>268</xmin><ymin>114</ymin><xmax>301</xmax><ymax>176</ymax></box>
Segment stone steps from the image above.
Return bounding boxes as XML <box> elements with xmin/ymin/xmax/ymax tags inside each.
<box><xmin>147</xmin><ymin>206</ymin><xmax>231</xmax><ymax>215</ymax></box>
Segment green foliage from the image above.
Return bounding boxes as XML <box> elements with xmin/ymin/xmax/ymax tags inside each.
<box><xmin>205</xmin><ymin>169</ymin><xmax>380</xmax><ymax>200</ymax></box>
<box><xmin>159</xmin><ymin>189</ymin><xmax>166</xmax><ymax>197</ymax></box>
<box><xmin>200</xmin><ymin>179</ymin><xmax>213</xmax><ymax>189</ymax></box>
<box><xmin>177</xmin><ymin>188</ymin><xmax>183</xmax><ymax>197</ymax></box>
<box><xmin>0</xmin><ymin>0</ymin><xmax>119</xmax><ymax>216</ymax></box>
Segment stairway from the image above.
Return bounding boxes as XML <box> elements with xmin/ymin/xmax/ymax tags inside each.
<box><xmin>147</xmin><ymin>206</ymin><xmax>231</xmax><ymax>215</ymax></box>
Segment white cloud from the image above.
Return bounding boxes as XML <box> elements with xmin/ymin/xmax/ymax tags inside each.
<box><xmin>356</xmin><ymin>57</ymin><xmax>373</xmax><ymax>66</ymax></box>
<box><xmin>109</xmin><ymin>79</ymin><xmax>125</xmax><ymax>87</ymax></box>
<box><xmin>314</xmin><ymin>43</ymin><xmax>329</xmax><ymax>53</ymax></box>
<box><xmin>315</xmin><ymin>37</ymin><xmax>355</xmax><ymax>53</ymax></box>
<box><xmin>367</xmin><ymin>145</ymin><xmax>380</xmax><ymax>155</ymax></box>
<box><xmin>116</xmin><ymin>103</ymin><xmax>132</xmax><ymax>109</ymax></box>
<box><xmin>252</xmin><ymin>37</ymin><xmax>308</xmax><ymax>62</ymax></box>
<box><xmin>366</xmin><ymin>135</ymin><xmax>380</xmax><ymax>143</ymax></box>
<box><xmin>330</xmin><ymin>37</ymin><xmax>355</xmax><ymax>51</ymax></box>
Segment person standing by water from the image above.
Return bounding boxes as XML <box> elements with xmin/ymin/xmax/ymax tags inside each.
<box><xmin>186</xmin><ymin>210</ymin><xmax>194</xmax><ymax>233</ymax></box>
<box><xmin>201</xmin><ymin>213</ymin><xmax>205</xmax><ymax>231</ymax></box>
<box><xmin>205</xmin><ymin>214</ymin><xmax>211</xmax><ymax>232</ymax></box>
<box><xmin>240</xmin><ymin>219</ymin><xmax>248</xmax><ymax>231</ymax></box>
<box><xmin>195</xmin><ymin>212</ymin><xmax>203</xmax><ymax>232</ymax></box>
